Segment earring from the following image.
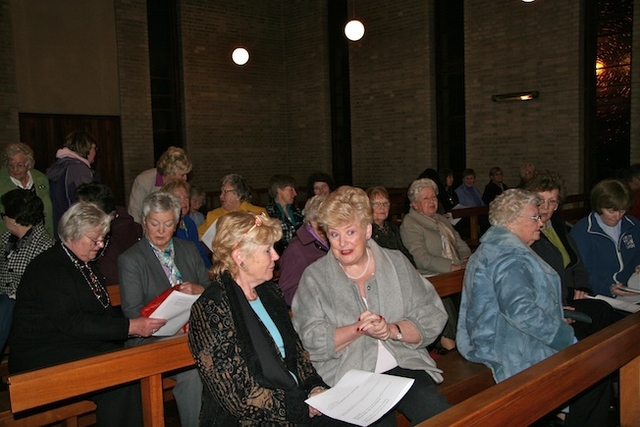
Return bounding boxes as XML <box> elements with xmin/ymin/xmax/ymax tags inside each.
<box><xmin>240</xmin><ymin>262</ymin><xmax>246</xmax><ymax>270</ymax></box>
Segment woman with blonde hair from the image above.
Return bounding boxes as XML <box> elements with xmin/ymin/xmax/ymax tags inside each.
<box><xmin>189</xmin><ymin>211</ymin><xmax>337</xmax><ymax>426</ymax></box>
<box><xmin>293</xmin><ymin>186</ymin><xmax>451</xmax><ymax>425</ymax></box>
<box><xmin>128</xmin><ymin>146</ymin><xmax>192</xmax><ymax>223</ymax></box>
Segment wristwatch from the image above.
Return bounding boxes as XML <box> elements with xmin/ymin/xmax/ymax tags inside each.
<box><xmin>395</xmin><ymin>323</ymin><xmax>403</xmax><ymax>341</ymax></box>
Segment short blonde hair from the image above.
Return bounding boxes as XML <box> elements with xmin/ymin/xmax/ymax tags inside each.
<box><xmin>161</xmin><ymin>178</ymin><xmax>191</xmax><ymax>196</ymax></box>
<box><xmin>3</xmin><ymin>142</ymin><xmax>35</xmax><ymax>169</ymax></box>
<box><xmin>156</xmin><ymin>146</ymin><xmax>192</xmax><ymax>177</ymax></box>
<box><xmin>489</xmin><ymin>189</ymin><xmax>539</xmax><ymax>227</ymax></box>
<box><xmin>211</xmin><ymin>212</ymin><xmax>282</xmax><ymax>278</ymax></box>
<box><xmin>316</xmin><ymin>186</ymin><xmax>372</xmax><ymax>233</ymax></box>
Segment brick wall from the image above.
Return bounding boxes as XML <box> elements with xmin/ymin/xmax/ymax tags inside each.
<box><xmin>464</xmin><ymin>0</ymin><xmax>583</xmax><ymax>194</ymax></box>
<box><xmin>114</xmin><ymin>0</ymin><xmax>154</xmax><ymax>200</ymax></box>
<box><xmin>0</xmin><ymin>0</ymin><xmax>20</xmax><ymax>143</ymax></box>
<box><xmin>348</xmin><ymin>0</ymin><xmax>437</xmax><ymax>188</ymax></box>
<box><xmin>632</xmin><ymin>0</ymin><xmax>640</xmax><ymax>164</ymax></box>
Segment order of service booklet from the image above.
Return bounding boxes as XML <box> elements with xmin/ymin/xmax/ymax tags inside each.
<box><xmin>305</xmin><ymin>369</ymin><xmax>414</xmax><ymax>426</ymax></box>
<box><xmin>145</xmin><ymin>291</ymin><xmax>200</xmax><ymax>336</ymax></box>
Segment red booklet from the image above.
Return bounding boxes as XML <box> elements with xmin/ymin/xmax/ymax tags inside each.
<box><xmin>140</xmin><ymin>284</ymin><xmax>181</xmax><ymax>317</ymax></box>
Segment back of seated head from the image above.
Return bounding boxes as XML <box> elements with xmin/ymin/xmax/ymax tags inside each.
<box><xmin>1</xmin><ymin>188</ymin><xmax>45</xmax><ymax>226</ymax></box>
<box><xmin>306</xmin><ymin>171</ymin><xmax>334</xmax><ymax>192</ymax></box>
<box><xmin>161</xmin><ymin>178</ymin><xmax>191</xmax><ymax>194</ymax></box>
<box><xmin>64</xmin><ymin>130</ymin><xmax>97</xmax><ymax>159</ymax></box>
<box><xmin>75</xmin><ymin>182</ymin><xmax>116</xmax><ymax>214</ymax></box>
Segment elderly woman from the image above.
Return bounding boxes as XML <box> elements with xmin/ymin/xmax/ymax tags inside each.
<box><xmin>366</xmin><ymin>186</ymin><xmax>414</xmax><ymax>266</ymax></box>
<box><xmin>265</xmin><ymin>174</ymin><xmax>304</xmax><ymax>254</ymax></box>
<box><xmin>570</xmin><ymin>179</ymin><xmax>640</xmax><ymax>298</ymax></box>
<box><xmin>9</xmin><ymin>202</ymin><xmax>165</xmax><ymax>427</ymax></box>
<box><xmin>278</xmin><ymin>195</ymin><xmax>329</xmax><ymax>306</ymax></box>
<box><xmin>46</xmin><ymin>130</ymin><xmax>99</xmax><ymax>232</ymax></box>
<box><xmin>128</xmin><ymin>146</ymin><xmax>192</xmax><ymax>224</ymax></box>
<box><xmin>526</xmin><ymin>172</ymin><xmax>617</xmax><ymax>338</ymax></box>
<box><xmin>161</xmin><ymin>179</ymin><xmax>212</xmax><ymax>268</ymax></box>
<box><xmin>400</xmin><ymin>178</ymin><xmax>470</xmax><ymax>275</ymax></box>
<box><xmin>457</xmin><ymin>189</ymin><xmax>573</xmax><ymax>382</ymax></box>
<box><xmin>198</xmin><ymin>174</ymin><xmax>266</xmax><ymax>248</ymax></box>
<box><xmin>400</xmin><ymin>178</ymin><xmax>470</xmax><ymax>352</ymax></box>
<box><xmin>0</xmin><ymin>189</ymin><xmax>55</xmax><ymax>353</ymax></box>
<box><xmin>0</xmin><ymin>142</ymin><xmax>54</xmax><ymax>236</ymax></box>
<box><xmin>189</xmin><ymin>211</ymin><xmax>337</xmax><ymax>426</ymax></box>
<box><xmin>293</xmin><ymin>186</ymin><xmax>451</xmax><ymax>425</ymax></box>
<box><xmin>119</xmin><ymin>191</ymin><xmax>211</xmax><ymax>427</ymax></box>
<box><xmin>457</xmin><ymin>189</ymin><xmax>610</xmax><ymax>426</ymax></box>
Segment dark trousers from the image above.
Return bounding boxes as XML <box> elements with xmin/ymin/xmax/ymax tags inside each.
<box><xmin>565</xmin><ymin>376</ymin><xmax>612</xmax><ymax>427</ymax></box>
<box><xmin>91</xmin><ymin>382</ymin><xmax>143</xmax><ymax>427</ymax></box>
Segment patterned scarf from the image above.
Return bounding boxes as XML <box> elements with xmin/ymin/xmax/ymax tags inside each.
<box><xmin>149</xmin><ymin>239</ymin><xmax>183</xmax><ymax>285</ymax></box>
<box><xmin>434</xmin><ymin>215</ymin><xmax>460</xmax><ymax>262</ymax></box>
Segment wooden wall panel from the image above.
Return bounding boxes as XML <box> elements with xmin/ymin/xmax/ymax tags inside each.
<box><xmin>18</xmin><ymin>114</ymin><xmax>125</xmax><ymax>206</ymax></box>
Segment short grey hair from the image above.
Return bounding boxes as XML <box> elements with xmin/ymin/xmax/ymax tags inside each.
<box><xmin>302</xmin><ymin>195</ymin><xmax>327</xmax><ymax>225</ymax></box>
<box><xmin>141</xmin><ymin>192</ymin><xmax>182</xmax><ymax>223</ymax></box>
<box><xmin>407</xmin><ymin>178</ymin><xmax>439</xmax><ymax>203</ymax></box>
<box><xmin>3</xmin><ymin>142</ymin><xmax>35</xmax><ymax>169</ymax></box>
<box><xmin>489</xmin><ymin>189</ymin><xmax>539</xmax><ymax>227</ymax></box>
<box><xmin>58</xmin><ymin>202</ymin><xmax>111</xmax><ymax>242</ymax></box>
<box><xmin>222</xmin><ymin>174</ymin><xmax>253</xmax><ymax>202</ymax></box>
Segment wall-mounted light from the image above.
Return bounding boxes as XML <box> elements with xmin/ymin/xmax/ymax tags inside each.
<box><xmin>232</xmin><ymin>47</ymin><xmax>250</xmax><ymax>66</ymax></box>
<box><xmin>522</xmin><ymin>0</ymin><xmax>536</xmax><ymax>3</ymax></box>
<box><xmin>492</xmin><ymin>91</ymin><xmax>539</xmax><ymax>102</ymax></box>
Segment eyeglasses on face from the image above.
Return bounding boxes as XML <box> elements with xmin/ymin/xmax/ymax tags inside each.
<box><xmin>7</xmin><ymin>163</ymin><xmax>27</xmax><ymax>170</ymax></box>
<box><xmin>371</xmin><ymin>201</ymin><xmax>391</xmax><ymax>208</ymax></box>
<box><xmin>220</xmin><ymin>188</ymin><xmax>237</xmax><ymax>195</ymax></box>
<box><xmin>538</xmin><ymin>199</ymin><xmax>559</xmax><ymax>208</ymax></box>
<box><xmin>529</xmin><ymin>215</ymin><xmax>543</xmax><ymax>222</ymax></box>
<box><xmin>85</xmin><ymin>234</ymin><xmax>106</xmax><ymax>247</ymax></box>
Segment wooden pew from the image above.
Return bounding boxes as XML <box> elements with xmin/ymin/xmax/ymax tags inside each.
<box><xmin>7</xmin><ymin>335</ymin><xmax>193</xmax><ymax>427</ymax></box>
<box><xmin>417</xmin><ymin>310</ymin><xmax>640</xmax><ymax>426</ymax></box>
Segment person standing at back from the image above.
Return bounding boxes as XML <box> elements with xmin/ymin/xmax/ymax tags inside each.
<box><xmin>46</xmin><ymin>130</ymin><xmax>99</xmax><ymax>233</ymax></box>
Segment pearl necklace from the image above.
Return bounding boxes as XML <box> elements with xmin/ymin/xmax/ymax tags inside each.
<box><xmin>341</xmin><ymin>249</ymin><xmax>371</xmax><ymax>280</ymax></box>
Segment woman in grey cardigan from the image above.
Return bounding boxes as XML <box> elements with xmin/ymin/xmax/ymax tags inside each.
<box><xmin>292</xmin><ymin>186</ymin><xmax>451</xmax><ymax>426</ymax></box>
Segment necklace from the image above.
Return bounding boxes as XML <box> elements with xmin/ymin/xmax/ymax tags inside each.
<box><xmin>62</xmin><ymin>244</ymin><xmax>110</xmax><ymax>308</ymax></box>
<box><xmin>341</xmin><ymin>248</ymin><xmax>371</xmax><ymax>280</ymax></box>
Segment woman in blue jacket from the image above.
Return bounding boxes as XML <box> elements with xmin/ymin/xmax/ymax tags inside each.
<box><xmin>570</xmin><ymin>179</ymin><xmax>640</xmax><ymax>298</ymax></box>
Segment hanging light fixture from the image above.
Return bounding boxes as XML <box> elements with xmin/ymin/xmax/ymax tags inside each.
<box><xmin>232</xmin><ymin>47</ymin><xmax>250</xmax><ymax>66</ymax></box>
<box><xmin>344</xmin><ymin>1</ymin><xmax>365</xmax><ymax>41</ymax></box>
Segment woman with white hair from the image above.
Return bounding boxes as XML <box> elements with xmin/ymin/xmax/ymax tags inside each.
<box><xmin>0</xmin><ymin>142</ymin><xmax>54</xmax><ymax>236</ymax></box>
<box><xmin>10</xmin><ymin>202</ymin><xmax>165</xmax><ymax>426</ymax></box>
<box><xmin>119</xmin><ymin>191</ymin><xmax>210</xmax><ymax>427</ymax></box>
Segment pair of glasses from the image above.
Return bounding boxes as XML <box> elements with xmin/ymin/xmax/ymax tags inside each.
<box><xmin>371</xmin><ymin>201</ymin><xmax>391</xmax><ymax>208</ymax></box>
<box><xmin>7</xmin><ymin>163</ymin><xmax>27</xmax><ymax>170</ymax></box>
<box><xmin>538</xmin><ymin>199</ymin><xmax>559</xmax><ymax>208</ymax></box>
<box><xmin>85</xmin><ymin>234</ymin><xmax>107</xmax><ymax>247</ymax></box>
<box><xmin>530</xmin><ymin>215</ymin><xmax>542</xmax><ymax>222</ymax></box>
<box><xmin>220</xmin><ymin>188</ymin><xmax>237</xmax><ymax>195</ymax></box>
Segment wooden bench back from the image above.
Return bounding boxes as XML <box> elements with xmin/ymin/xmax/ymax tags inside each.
<box><xmin>417</xmin><ymin>311</ymin><xmax>640</xmax><ymax>426</ymax></box>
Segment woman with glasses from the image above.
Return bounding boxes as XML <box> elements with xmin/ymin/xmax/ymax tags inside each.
<box><xmin>198</xmin><ymin>174</ymin><xmax>266</xmax><ymax>249</ymax></box>
<box><xmin>119</xmin><ymin>191</ymin><xmax>211</xmax><ymax>427</ymax></box>
<box><xmin>9</xmin><ymin>201</ymin><xmax>165</xmax><ymax>427</ymax></box>
<box><xmin>458</xmin><ymin>189</ymin><xmax>609</xmax><ymax>426</ymax></box>
<box><xmin>525</xmin><ymin>171</ymin><xmax>617</xmax><ymax>338</ymax></box>
<box><xmin>0</xmin><ymin>189</ymin><xmax>54</xmax><ymax>354</ymax></box>
<box><xmin>0</xmin><ymin>142</ymin><xmax>54</xmax><ymax>236</ymax></box>
<box><xmin>366</xmin><ymin>186</ymin><xmax>414</xmax><ymax>266</ymax></box>
<box><xmin>570</xmin><ymin>179</ymin><xmax>640</xmax><ymax>298</ymax></box>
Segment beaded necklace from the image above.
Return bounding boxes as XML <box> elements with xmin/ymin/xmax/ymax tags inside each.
<box><xmin>62</xmin><ymin>244</ymin><xmax>110</xmax><ymax>308</ymax></box>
